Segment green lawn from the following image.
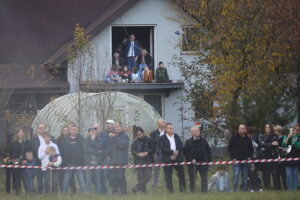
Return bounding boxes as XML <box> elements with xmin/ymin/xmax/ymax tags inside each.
<box><xmin>1</xmin><ymin>191</ymin><xmax>300</xmax><ymax>200</ymax></box>
<box><xmin>1</xmin><ymin>168</ymin><xmax>299</xmax><ymax>200</ymax></box>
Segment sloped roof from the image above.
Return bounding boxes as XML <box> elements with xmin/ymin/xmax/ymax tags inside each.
<box><xmin>0</xmin><ymin>63</ymin><xmax>69</xmax><ymax>92</ymax></box>
<box><xmin>0</xmin><ymin>0</ymin><xmax>138</xmax><ymax>90</ymax></box>
<box><xmin>0</xmin><ymin>0</ymin><xmax>139</xmax><ymax>65</ymax></box>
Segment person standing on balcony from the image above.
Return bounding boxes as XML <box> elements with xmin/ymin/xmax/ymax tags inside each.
<box><xmin>126</xmin><ymin>34</ymin><xmax>140</xmax><ymax>72</ymax></box>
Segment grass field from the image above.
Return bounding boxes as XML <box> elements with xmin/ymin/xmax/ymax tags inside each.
<box><xmin>1</xmin><ymin>191</ymin><xmax>300</xmax><ymax>200</ymax></box>
<box><xmin>1</xmin><ymin>168</ymin><xmax>299</xmax><ymax>200</ymax></box>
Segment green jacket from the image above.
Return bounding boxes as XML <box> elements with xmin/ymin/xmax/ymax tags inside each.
<box><xmin>155</xmin><ymin>67</ymin><xmax>169</xmax><ymax>82</ymax></box>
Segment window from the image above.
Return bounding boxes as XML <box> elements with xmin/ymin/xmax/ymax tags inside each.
<box><xmin>181</xmin><ymin>25</ymin><xmax>199</xmax><ymax>53</ymax></box>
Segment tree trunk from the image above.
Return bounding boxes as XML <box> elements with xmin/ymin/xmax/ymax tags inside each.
<box><xmin>297</xmin><ymin>63</ymin><xmax>300</xmax><ymax>124</ymax></box>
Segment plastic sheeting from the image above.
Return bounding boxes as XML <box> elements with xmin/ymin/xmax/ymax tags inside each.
<box><xmin>31</xmin><ymin>92</ymin><xmax>161</xmax><ymax>138</ymax></box>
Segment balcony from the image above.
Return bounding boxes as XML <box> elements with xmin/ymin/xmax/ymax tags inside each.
<box><xmin>80</xmin><ymin>81</ymin><xmax>184</xmax><ymax>97</ymax></box>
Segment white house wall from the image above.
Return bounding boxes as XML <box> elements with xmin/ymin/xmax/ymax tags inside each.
<box><xmin>68</xmin><ymin>0</ymin><xmax>195</xmax><ymax>135</ymax></box>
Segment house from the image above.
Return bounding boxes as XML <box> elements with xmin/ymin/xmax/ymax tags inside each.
<box><xmin>0</xmin><ymin>0</ymin><xmax>194</xmax><ymax>136</ymax></box>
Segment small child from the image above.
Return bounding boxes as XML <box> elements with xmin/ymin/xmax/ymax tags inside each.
<box><xmin>208</xmin><ymin>165</ymin><xmax>231</xmax><ymax>192</ymax></box>
<box><xmin>48</xmin><ymin>146</ymin><xmax>62</xmax><ymax>193</ymax></box>
<box><xmin>247</xmin><ymin>164</ymin><xmax>263</xmax><ymax>192</ymax></box>
<box><xmin>120</xmin><ymin>66</ymin><xmax>132</xmax><ymax>82</ymax></box>
<box><xmin>131</xmin><ymin>66</ymin><xmax>141</xmax><ymax>83</ymax></box>
<box><xmin>22</xmin><ymin>151</ymin><xmax>36</xmax><ymax>193</ymax></box>
<box><xmin>106</xmin><ymin>64</ymin><xmax>121</xmax><ymax>83</ymax></box>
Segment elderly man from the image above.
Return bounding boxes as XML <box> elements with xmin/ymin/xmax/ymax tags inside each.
<box><xmin>93</xmin><ymin>123</ymin><xmax>102</xmax><ymax>135</ymax></box>
<box><xmin>183</xmin><ymin>126</ymin><xmax>211</xmax><ymax>193</ymax></box>
<box><xmin>159</xmin><ymin>123</ymin><xmax>186</xmax><ymax>193</ymax></box>
<box><xmin>150</xmin><ymin>118</ymin><xmax>166</xmax><ymax>188</ymax></box>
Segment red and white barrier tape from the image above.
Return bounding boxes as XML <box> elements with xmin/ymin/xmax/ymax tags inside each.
<box><xmin>0</xmin><ymin>157</ymin><xmax>299</xmax><ymax>170</ymax></box>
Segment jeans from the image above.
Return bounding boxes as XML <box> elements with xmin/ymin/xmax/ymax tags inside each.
<box><xmin>36</xmin><ymin>169</ymin><xmax>43</xmax><ymax>194</ymax></box>
<box><xmin>232</xmin><ymin>163</ymin><xmax>249</xmax><ymax>191</ymax></box>
<box><xmin>51</xmin><ymin>170</ymin><xmax>60</xmax><ymax>193</ymax></box>
<box><xmin>152</xmin><ymin>154</ymin><xmax>161</xmax><ymax>188</ymax></box>
<box><xmin>40</xmin><ymin>170</ymin><xmax>50</xmax><ymax>193</ymax></box>
<box><xmin>63</xmin><ymin>167</ymin><xmax>87</xmax><ymax>193</ymax></box>
<box><xmin>99</xmin><ymin>160</ymin><xmax>108</xmax><ymax>194</ymax></box>
<box><xmin>58</xmin><ymin>170</ymin><xmax>77</xmax><ymax>193</ymax></box>
<box><xmin>188</xmin><ymin>165</ymin><xmax>208</xmax><ymax>193</ymax></box>
<box><xmin>138</xmin><ymin>63</ymin><xmax>148</xmax><ymax>79</ymax></box>
<box><xmin>23</xmin><ymin>175</ymin><xmax>35</xmax><ymax>193</ymax></box>
<box><xmin>127</xmin><ymin>57</ymin><xmax>136</xmax><ymax>72</ymax></box>
<box><xmin>285</xmin><ymin>166</ymin><xmax>299</xmax><ymax>191</ymax></box>
<box><xmin>85</xmin><ymin>168</ymin><xmax>102</xmax><ymax>194</ymax></box>
<box><xmin>111</xmin><ymin>168</ymin><xmax>127</xmax><ymax>194</ymax></box>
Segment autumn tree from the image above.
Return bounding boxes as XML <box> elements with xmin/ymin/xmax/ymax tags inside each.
<box><xmin>67</xmin><ymin>24</ymin><xmax>118</xmax><ymax>131</ymax></box>
<box><xmin>172</xmin><ymin>0</ymin><xmax>299</xmax><ymax>132</ymax></box>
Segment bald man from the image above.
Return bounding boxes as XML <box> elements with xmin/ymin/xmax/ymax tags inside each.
<box><xmin>150</xmin><ymin>119</ymin><xmax>166</xmax><ymax>188</ymax></box>
<box><xmin>183</xmin><ymin>126</ymin><xmax>211</xmax><ymax>193</ymax></box>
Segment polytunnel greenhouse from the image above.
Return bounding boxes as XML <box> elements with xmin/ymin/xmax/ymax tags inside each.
<box><xmin>31</xmin><ymin>92</ymin><xmax>161</xmax><ymax>138</ymax></box>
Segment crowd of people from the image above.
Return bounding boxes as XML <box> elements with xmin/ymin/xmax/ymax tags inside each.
<box><xmin>1</xmin><ymin>120</ymin><xmax>300</xmax><ymax>195</ymax></box>
<box><xmin>106</xmin><ymin>34</ymin><xmax>169</xmax><ymax>83</ymax></box>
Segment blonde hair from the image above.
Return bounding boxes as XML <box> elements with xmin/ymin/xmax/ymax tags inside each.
<box><xmin>13</xmin><ymin>129</ymin><xmax>26</xmax><ymax>142</ymax></box>
<box><xmin>142</xmin><ymin>49</ymin><xmax>149</xmax><ymax>54</ymax></box>
<box><xmin>48</xmin><ymin>146</ymin><xmax>56</xmax><ymax>154</ymax></box>
<box><xmin>274</xmin><ymin>125</ymin><xmax>283</xmax><ymax>132</ymax></box>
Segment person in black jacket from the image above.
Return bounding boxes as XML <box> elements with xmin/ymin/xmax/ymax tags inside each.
<box><xmin>183</xmin><ymin>126</ymin><xmax>211</xmax><ymax>193</ymax></box>
<box><xmin>257</xmin><ymin>124</ymin><xmax>279</xmax><ymax>190</ymax></box>
<box><xmin>30</xmin><ymin>123</ymin><xmax>56</xmax><ymax>194</ymax></box>
<box><xmin>150</xmin><ymin>118</ymin><xmax>166</xmax><ymax>188</ymax></box>
<box><xmin>3</xmin><ymin>130</ymin><xmax>14</xmax><ymax>194</ymax></box>
<box><xmin>61</xmin><ymin>124</ymin><xmax>87</xmax><ymax>193</ymax></box>
<box><xmin>159</xmin><ymin>123</ymin><xmax>186</xmax><ymax>193</ymax></box>
<box><xmin>228</xmin><ymin>124</ymin><xmax>253</xmax><ymax>192</ymax></box>
<box><xmin>84</xmin><ymin>127</ymin><xmax>104</xmax><ymax>194</ymax></box>
<box><xmin>131</xmin><ymin>127</ymin><xmax>154</xmax><ymax>193</ymax></box>
<box><xmin>107</xmin><ymin>122</ymin><xmax>129</xmax><ymax>194</ymax></box>
<box><xmin>9</xmin><ymin>129</ymin><xmax>31</xmax><ymax>195</ymax></box>
<box><xmin>96</xmin><ymin>119</ymin><xmax>115</xmax><ymax>194</ymax></box>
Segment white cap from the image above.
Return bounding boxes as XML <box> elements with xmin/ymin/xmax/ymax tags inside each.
<box><xmin>105</xmin><ymin>119</ymin><xmax>115</xmax><ymax>124</ymax></box>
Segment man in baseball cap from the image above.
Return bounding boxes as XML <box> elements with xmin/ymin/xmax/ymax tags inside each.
<box><xmin>105</xmin><ymin>120</ymin><xmax>115</xmax><ymax>124</ymax></box>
